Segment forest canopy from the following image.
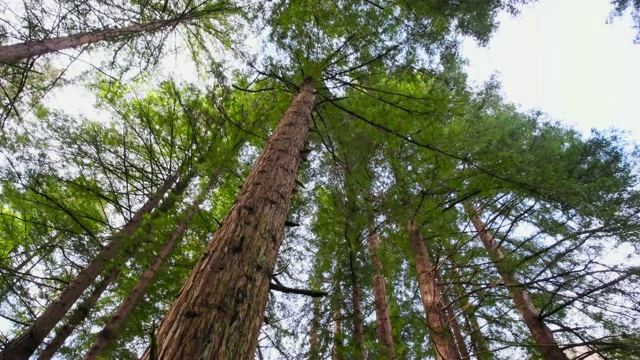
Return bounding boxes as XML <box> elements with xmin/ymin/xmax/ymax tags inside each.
<box><xmin>0</xmin><ymin>0</ymin><xmax>639</xmax><ymax>359</ymax></box>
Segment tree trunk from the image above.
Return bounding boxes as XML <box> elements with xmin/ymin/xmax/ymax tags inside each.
<box><xmin>309</xmin><ymin>296</ymin><xmax>321</xmax><ymax>360</ymax></box>
<box><xmin>37</xmin><ymin>269</ymin><xmax>119</xmax><ymax>360</ymax></box>
<box><xmin>367</xmin><ymin>231</ymin><xmax>395</xmax><ymax>358</ymax></box>
<box><xmin>0</xmin><ymin>12</ymin><xmax>207</xmax><ymax>63</ymax></box>
<box><xmin>140</xmin><ymin>78</ymin><xmax>315</xmax><ymax>360</ymax></box>
<box><xmin>463</xmin><ymin>203</ymin><xmax>568</xmax><ymax>360</ymax></box>
<box><xmin>457</xmin><ymin>290</ymin><xmax>493</xmax><ymax>360</ymax></box>
<box><xmin>332</xmin><ymin>258</ymin><xmax>342</xmax><ymax>360</ymax></box>
<box><xmin>84</xmin><ymin>176</ymin><xmax>216</xmax><ymax>359</ymax></box>
<box><xmin>442</xmin><ymin>293</ymin><xmax>470</xmax><ymax>360</ymax></box>
<box><xmin>407</xmin><ymin>220</ymin><xmax>461</xmax><ymax>360</ymax></box>
<box><xmin>348</xmin><ymin>248</ymin><xmax>365</xmax><ymax>360</ymax></box>
<box><xmin>0</xmin><ymin>172</ymin><xmax>180</xmax><ymax>360</ymax></box>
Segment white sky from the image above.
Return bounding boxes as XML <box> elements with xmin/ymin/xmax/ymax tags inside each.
<box><xmin>463</xmin><ymin>0</ymin><xmax>640</xmax><ymax>141</ymax></box>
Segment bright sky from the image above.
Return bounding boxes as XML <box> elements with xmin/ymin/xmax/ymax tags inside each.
<box><xmin>463</xmin><ymin>0</ymin><xmax>640</xmax><ymax>142</ymax></box>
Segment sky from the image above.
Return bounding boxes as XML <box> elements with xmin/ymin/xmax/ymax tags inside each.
<box><xmin>462</xmin><ymin>0</ymin><xmax>640</xmax><ymax>141</ymax></box>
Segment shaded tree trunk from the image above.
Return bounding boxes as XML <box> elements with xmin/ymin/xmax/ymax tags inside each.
<box><xmin>464</xmin><ymin>203</ymin><xmax>568</xmax><ymax>360</ymax></box>
<box><xmin>348</xmin><ymin>247</ymin><xmax>365</xmax><ymax>360</ymax></box>
<box><xmin>37</xmin><ymin>269</ymin><xmax>119</xmax><ymax>360</ymax></box>
<box><xmin>407</xmin><ymin>220</ymin><xmax>460</xmax><ymax>360</ymax></box>
<box><xmin>0</xmin><ymin>10</ymin><xmax>218</xmax><ymax>64</ymax></box>
<box><xmin>309</xmin><ymin>297</ymin><xmax>321</xmax><ymax>360</ymax></box>
<box><xmin>367</xmin><ymin>231</ymin><xmax>395</xmax><ymax>358</ymax></box>
<box><xmin>442</xmin><ymin>293</ymin><xmax>470</xmax><ymax>360</ymax></box>
<box><xmin>456</xmin><ymin>290</ymin><xmax>493</xmax><ymax>360</ymax></box>
<box><xmin>84</xmin><ymin>176</ymin><xmax>216</xmax><ymax>359</ymax></box>
<box><xmin>139</xmin><ymin>78</ymin><xmax>315</xmax><ymax>360</ymax></box>
<box><xmin>332</xmin><ymin>258</ymin><xmax>342</xmax><ymax>360</ymax></box>
<box><xmin>0</xmin><ymin>171</ymin><xmax>181</xmax><ymax>360</ymax></box>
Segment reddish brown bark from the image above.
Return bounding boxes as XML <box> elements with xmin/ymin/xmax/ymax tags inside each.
<box><xmin>348</xmin><ymin>249</ymin><xmax>365</xmax><ymax>360</ymax></box>
<box><xmin>367</xmin><ymin>232</ymin><xmax>395</xmax><ymax>358</ymax></box>
<box><xmin>139</xmin><ymin>78</ymin><xmax>315</xmax><ymax>360</ymax></box>
<box><xmin>407</xmin><ymin>220</ymin><xmax>461</xmax><ymax>360</ymax></box>
<box><xmin>442</xmin><ymin>293</ymin><xmax>470</xmax><ymax>360</ymax></box>
<box><xmin>84</xmin><ymin>177</ymin><xmax>215</xmax><ymax>360</ymax></box>
<box><xmin>0</xmin><ymin>9</ymin><xmax>224</xmax><ymax>64</ymax></box>
<box><xmin>464</xmin><ymin>203</ymin><xmax>568</xmax><ymax>360</ymax></box>
<box><xmin>37</xmin><ymin>269</ymin><xmax>119</xmax><ymax>360</ymax></box>
<box><xmin>0</xmin><ymin>172</ymin><xmax>180</xmax><ymax>360</ymax></box>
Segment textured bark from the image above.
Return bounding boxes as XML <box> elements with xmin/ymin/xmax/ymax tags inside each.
<box><xmin>443</xmin><ymin>294</ymin><xmax>470</xmax><ymax>360</ymax></box>
<box><xmin>0</xmin><ymin>172</ymin><xmax>180</xmax><ymax>360</ymax></box>
<box><xmin>464</xmin><ymin>203</ymin><xmax>568</xmax><ymax>360</ymax></box>
<box><xmin>140</xmin><ymin>78</ymin><xmax>315</xmax><ymax>360</ymax></box>
<box><xmin>310</xmin><ymin>297</ymin><xmax>321</xmax><ymax>360</ymax></box>
<box><xmin>37</xmin><ymin>269</ymin><xmax>119</xmax><ymax>360</ymax></box>
<box><xmin>0</xmin><ymin>12</ymin><xmax>208</xmax><ymax>63</ymax></box>
<box><xmin>349</xmin><ymin>249</ymin><xmax>365</xmax><ymax>360</ymax></box>
<box><xmin>84</xmin><ymin>177</ymin><xmax>215</xmax><ymax>360</ymax></box>
<box><xmin>407</xmin><ymin>220</ymin><xmax>461</xmax><ymax>360</ymax></box>
<box><xmin>367</xmin><ymin>232</ymin><xmax>395</xmax><ymax>358</ymax></box>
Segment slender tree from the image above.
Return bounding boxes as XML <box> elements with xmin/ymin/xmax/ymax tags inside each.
<box><xmin>367</xmin><ymin>231</ymin><xmax>395</xmax><ymax>358</ymax></box>
<box><xmin>464</xmin><ymin>203</ymin><xmax>569</xmax><ymax>360</ymax></box>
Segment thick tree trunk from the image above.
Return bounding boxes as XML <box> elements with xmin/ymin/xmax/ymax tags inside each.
<box><xmin>37</xmin><ymin>269</ymin><xmax>119</xmax><ymax>360</ymax></box>
<box><xmin>407</xmin><ymin>220</ymin><xmax>461</xmax><ymax>360</ymax></box>
<box><xmin>0</xmin><ymin>12</ymin><xmax>205</xmax><ymax>63</ymax></box>
<box><xmin>140</xmin><ymin>78</ymin><xmax>315</xmax><ymax>360</ymax></box>
<box><xmin>367</xmin><ymin>231</ymin><xmax>395</xmax><ymax>358</ymax></box>
<box><xmin>84</xmin><ymin>177</ymin><xmax>216</xmax><ymax>359</ymax></box>
<box><xmin>0</xmin><ymin>172</ymin><xmax>180</xmax><ymax>360</ymax></box>
<box><xmin>348</xmin><ymin>249</ymin><xmax>365</xmax><ymax>360</ymax></box>
<box><xmin>463</xmin><ymin>203</ymin><xmax>568</xmax><ymax>360</ymax></box>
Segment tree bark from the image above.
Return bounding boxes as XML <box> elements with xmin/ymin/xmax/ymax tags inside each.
<box><xmin>348</xmin><ymin>248</ymin><xmax>365</xmax><ymax>360</ymax></box>
<box><xmin>407</xmin><ymin>220</ymin><xmax>461</xmax><ymax>360</ymax></box>
<box><xmin>442</xmin><ymin>293</ymin><xmax>470</xmax><ymax>360</ymax></box>
<box><xmin>309</xmin><ymin>296</ymin><xmax>321</xmax><ymax>360</ymax></box>
<box><xmin>458</xmin><ymin>292</ymin><xmax>493</xmax><ymax>360</ymax></box>
<box><xmin>37</xmin><ymin>269</ymin><xmax>119</xmax><ymax>360</ymax></box>
<box><xmin>84</xmin><ymin>176</ymin><xmax>216</xmax><ymax>359</ymax></box>
<box><xmin>139</xmin><ymin>78</ymin><xmax>315</xmax><ymax>360</ymax></box>
<box><xmin>367</xmin><ymin>231</ymin><xmax>395</xmax><ymax>358</ymax></box>
<box><xmin>463</xmin><ymin>203</ymin><xmax>568</xmax><ymax>360</ymax></box>
<box><xmin>332</xmin><ymin>258</ymin><xmax>342</xmax><ymax>360</ymax></box>
<box><xmin>0</xmin><ymin>12</ymin><xmax>207</xmax><ymax>64</ymax></box>
<box><xmin>0</xmin><ymin>171</ymin><xmax>180</xmax><ymax>360</ymax></box>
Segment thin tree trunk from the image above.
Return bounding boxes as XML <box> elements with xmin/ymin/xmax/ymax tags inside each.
<box><xmin>140</xmin><ymin>78</ymin><xmax>315</xmax><ymax>360</ymax></box>
<box><xmin>37</xmin><ymin>269</ymin><xmax>120</xmax><ymax>360</ymax></box>
<box><xmin>348</xmin><ymin>248</ymin><xmax>365</xmax><ymax>360</ymax></box>
<box><xmin>367</xmin><ymin>231</ymin><xmax>395</xmax><ymax>358</ymax></box>
<box><xmin>310</xmin><ymin>297</ymin><xmax>321</xmax><ymax>360</ymax></box>
<box><xmin>332</xmin><ymin>258</ymin><xmax>342</xmax><ymax>360</ymax></box>
<box><xmin>407</xmin><ymin>220</ymin><xmax>461</xmax><ymax>360</ymax></box>
<box><xmin>0</xmin><ymin>11</ymin><xmax>212</xmax><ymax>63</ymax></box>
<box><xmin>442</xmin><ymin>293</ymin><xmax>470</xmax><ymax>360</ymax></box>
<box><xmin>84</xmin><ymin>176</ymin><xmax>216</xmax><ymax>359</ymax></box>
<box><xmin>0</xmin><ymin>172</ymin><xmax>180</xmax><ymax>360</ymax></box>
<box><xmin>461</xmin><ymin>303</ymin><xmax>493</xmax><ymax>360</ymax></box>
<box><xmin>463</xmin><ymin>203</ymin><xmax>568</xmax><ymax>360</ymax></box>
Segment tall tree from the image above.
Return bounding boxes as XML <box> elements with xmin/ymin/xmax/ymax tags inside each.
<box><xmin>140</xmin><ymin>77</ymin><xmax>315</xmax><ymax>359</ymax></box>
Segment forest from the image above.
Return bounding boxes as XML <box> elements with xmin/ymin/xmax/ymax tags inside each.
<box><xmin>1</xmin><ymin>0</ymin><xmax>640</xmax><ymax>359</ymax></box>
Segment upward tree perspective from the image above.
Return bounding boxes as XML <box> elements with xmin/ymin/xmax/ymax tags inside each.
<box><xmin>0</xmin><ymin>1</ymin><xmax>639</xmax><ymax>359</ymax></box>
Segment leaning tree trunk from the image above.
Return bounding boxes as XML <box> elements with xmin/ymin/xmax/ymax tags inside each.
<box><xmin>0</xmin><ymin>10</ymin><xmax>214</xmax><ymax>63</ymax></box>
<box><xmin>37</xmin><ymin>269</ymin><xmax>120</xmax><ymax>360</ymax></box>
<box><xmin>140</xmin><ymin>78</ymin><xmax>315</xmax><ymax>360</ymax></box>
<box><xmin>463</xmin><ymin>203</ymin><xmax>568</xmax><ymax>360</ymax></box>
<box><xmin>348</xmin><ymin>247</ymin><xmax>366</xmax><ymax>360</ymax></box>
<box><xmin>84</xmin><ymin>176</ymin><xmax>216</xmax><ymax>359</ymax></box>
<box><xmin>367</xmin><ymin>231</ymin><xmax>395</xmax><ymax>358</ymax></box>
<box><xmin>0</xmin><ymin>171</ymin><xmax>180</xmax><ymax>360</ymax></box>
<box><xmin>407</xmin><ymin>220</ymin><xmax>461</xmax><ymax>360</ymax></box>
